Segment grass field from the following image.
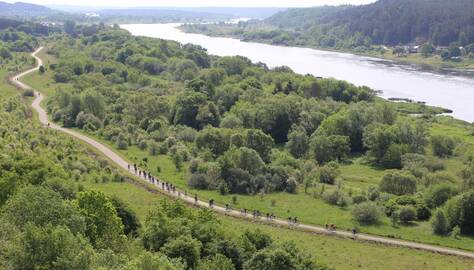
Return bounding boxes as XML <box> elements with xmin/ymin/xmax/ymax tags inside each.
<box><xmin>0</xmin><ymin>51</ymin><xmax>34</xmax><ymax>99</ymax></box>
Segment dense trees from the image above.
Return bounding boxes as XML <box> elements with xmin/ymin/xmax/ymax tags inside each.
<box><xmin>253</xmin><ymin>0</ymin><xmax>474</xmax><ymax>47</ymax></box>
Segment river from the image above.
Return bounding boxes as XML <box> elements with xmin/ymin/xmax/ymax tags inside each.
<box><xmin>121</xmin><ymin>23</ymin><xmax>474</xmax><ymax>123</ymax></box>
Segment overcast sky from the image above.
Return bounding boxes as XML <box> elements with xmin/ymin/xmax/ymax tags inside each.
<box><xmin>6</xmin><ymin>0</ymin><xmax>377</xmax><ymax>8</ymax></box>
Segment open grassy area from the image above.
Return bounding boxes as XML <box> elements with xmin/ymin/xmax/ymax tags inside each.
<box><xmin>21</xmin><ymin>46</ymin><xmax>58</xmax><ymax>97</ymax></box>
<box><xmin>83</xmin><ymin>179</ymin><xmax>474</xmax><ymax>270</ymax></box>
<box><xmin>0</xmin><ymin>51</ymin><xmax>34</xmax><ymax>99</ymax></box>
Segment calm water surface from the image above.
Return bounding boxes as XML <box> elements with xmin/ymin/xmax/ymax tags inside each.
<box><xmin>122</xmin><ymin>23</ymin><xmax>474</xmax><ymax>123</ymax></box>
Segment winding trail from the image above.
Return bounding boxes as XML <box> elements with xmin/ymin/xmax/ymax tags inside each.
<box><xmin>11</xmin><ymin>48</ymin><xmax>474</xmax><ymax>260</ymax></box>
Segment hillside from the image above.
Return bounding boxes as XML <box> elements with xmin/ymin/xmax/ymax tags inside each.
<box><xmin>0</xmin><ymin>1</ymin><xmax>54</xmax><ymax>18</ymax></box>
<box><xmin>266</xmin><ymin>0</ymin><xmax>474</xmax><ymax>46</ymax></box>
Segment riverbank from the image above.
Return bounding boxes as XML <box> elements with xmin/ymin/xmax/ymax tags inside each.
<box><xmin>178</xmin><ymin>24</ymin><xmax>474</xmax><ymax>77</ymax></box>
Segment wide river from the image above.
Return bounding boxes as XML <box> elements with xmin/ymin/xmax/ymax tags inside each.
<box><xmin>122</xmin><ymin>23</ymin><xmax>474</xmax><ymax>123</ymax></box>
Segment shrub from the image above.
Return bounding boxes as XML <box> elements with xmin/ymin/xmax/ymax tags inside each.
<box><xmin>379</xmin><ymin>171</ymin><xmax>417</xmax><ymax>195</ymax></box>
<box><xmin>22</xmin><ymin>89</ymin><xmax>34</xmax><ymax>97</ymax></box>
<box><xmin>138</xmin><ymin>140</ymin><xmax>148</xmax><ymax>150</ymax></box>
<box><xmin>187</xmin><ymin>173</ymin><xmax>209</xmax><ymax>189</ymax></box>
<box><xmin>431</xmin><ymin>209</ymin><xmax>449</xmax><ymax>236</ymax></box>
<box><xmin>424</xmin><ymin>156</ymin><xmax>445</xmax><ymax>172</ymax></box>
<box><xmin>351</xmin><ymin>202</ymin><xmax>380</xmax><ymax>224</ymax></box>
<box><xmin>424</xmin><ymin>184</ymin><xmax>458</xmax><ymax>209</ymax></box>
<box><xmin>431</xmin><ymin>135</ymin><xmax>456</xmax><ymax>158</ymax></box>
<box><xmin>322</xmin><ymin>189</ymin><xmax>348</xmax><ymax>207</ymax></box>
<box><xmin>148</xmin><ymin>141</ymin><xmax>160</xmax><ymax>156</ymax></box>
<box><xmin>444</xmin><ymin>191</ymin><xmax>474</xmax><ymax>235</ymax></box>
<box><xmin>319</xmin><ymin>163</ymin><xmax>339</xmax><ymax>185</ymax></box>
<box><xmin>415</xmin><ymin>203</ymin><xmax>431</xmax><ymax>221</ymax></box>
<box><xmin>367</xmin><ymin>187</ymin><xmax>379</xmax><ymax>201</ymax></box>
<box><xmin>285</xmin><ymin>177</ymin><xmax>298</xmax><ymax>194</ymax></box>
<box><xmin>398</xmin><ymin>206</ymin><xmax>417</xmax><ymax>224</ymax></box>
<box><xmin>352</xmin><ymin>195</ymin><xmax>367</xmax><ymax>204</ymax></box>
<box><xmin>116</xmin><ymin>139</ymin><xmax>128</xmax><ymax>150</ymax></box>
<box><xmin>75</xmin><ymin>112</ymin><xmax>102</xmax><ymax>131</ymax></box>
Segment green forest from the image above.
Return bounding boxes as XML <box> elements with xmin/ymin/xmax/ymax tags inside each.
<box><xmin>181</xmin><ymin>0</ymin><xmax>474</xmax><ymax>70</ymax></box>
<box><xmin>1</xmin><ymin>14</ymin><xmax>474</xmax><ymax>270</ymax></box>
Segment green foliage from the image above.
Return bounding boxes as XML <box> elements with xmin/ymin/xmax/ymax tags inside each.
<box><xmin>110</xmin><ymin>196</ymin><xmax>141</xmax><ymax>236</ymax></box>
<box><xmin>310</xmin><ymin>134</ymin><xmax>349</xmax><ymax>164</ymax></box>
<box><xmin>424</xmin><ymin>184</ymin><xmax>458</xmax><ymax>209</ymax></box>
<box><xmin>397</xmin><ymin>206</ymin><xmax>417</xmax><ymax>224</ymax></box>
<box><xmin>122</xmin><ymin>252</ymin><xmax>184</xmax><ymax>270</ymax></box>
<box><xmin>444</xmin><ymin>191</ymin><xmax>474</xmax><ymax>235</ymax></box>
<box><xmin>244</xmin><ymin>242</ymin><xmax>319</xmax><ymax>270</ymax></box>
<box><xmin>75</xmin><ymin>190</ymin><xmax>126</xmax><ymax>250</ymax></box>
<box><xmin>2</xmin><ymin>186</ymin><xmax>85</xmax><ymax>234</ymax></box>
<box><xmin>379</xmin><ymin>171</ymin><xmax>417</xmax><ymax>196</ymax></box>
<box><xmin>351</xmin><ymin>202</ymin><xmax>380</xmax><ymax>224</ymax></box>
<box><xmin>286</xmin><ymin>128</ymin><xmax>309</xmax><ymax>158</ymax></box>
<box><xmin>161</xmin><ymin>235</ymin><xmax>202</xmax><ymax>269</ymax></box>
<box><xmin>430</xmin><ymin>135</ymin><xmax>456</xmax><ymax>158</ymax></box>
<box><xmin>319</xmin><ymin>163</ymin><xmax>340</xmax><ymax>185</ymax></box>
<box><xmin>431</xmin><ymin>209</ymin><xmax>449</xmax><ymax>236</ymax></box>
<box><xmin>1</xmin><ymin>224</ymin><xmax>95</xmax><ymax>270</ymax></box>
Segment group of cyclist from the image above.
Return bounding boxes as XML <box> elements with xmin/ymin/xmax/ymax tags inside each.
<box><xmin>127</xmin><ymin>163</ymin><xmax>358</xmax><ymax>237</ymax></box>
<box><xmin>128</xmin><ymin>163</ymin><xmax>176</xmax><ymax>193</ymax></box>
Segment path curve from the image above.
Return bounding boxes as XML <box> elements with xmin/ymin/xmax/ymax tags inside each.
<box><xmin>11</xmin><ymin>48</ymin><xmax>474</xmax><ymax>260</ymax></box>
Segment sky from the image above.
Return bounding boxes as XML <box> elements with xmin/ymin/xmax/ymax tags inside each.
<box><xmin>5</xmin><ymin>0</ymin><xmax>377</xmax><ymax>8</ymax></box>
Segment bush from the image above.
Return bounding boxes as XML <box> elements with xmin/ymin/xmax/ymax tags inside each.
<box><xmin>431</xmin><ymin>209</ymin><xmax>449</xmax><ymax>236</ymax></box>
<box><xmin>424</xmin><ymin>156</ymin><xmax>445</xmax><ymax>172</ymax></box>
<box><xmin>415</xmin><ymin>203</ymin><xmax>431</xmax><ymax>221</ymax></box>
<box><xmin>398</xmin><ymin>206</ymin><xmax>417</xmax><ymax>224</ymax></box>
<box><xmin>138</xmin><ymin>140</ymin><xmax>148</xmax><ymax>150</ymax></box>
<box><xmin>431</xmin><ymin>135</ymin><xmax>456</xmax><ymax>158</ymax></box>
<box><xmin>285</xmin><ymin>177</ymin><xmax>298</xmax><ymax>194</ymax></box>
<box><xmin>319</xmin><ymin>163</ymin><xmax>339</xmax><ymax>185</ymax></box>
<box><xmin>322</xmin><ymin>189</ymin><xmax>348</xmax><ymax>207</ymax></box>
<box><xmin>379</xmin><ymin>171</ymin><xmax>417</xmax><ymax>195</ymax></box>
<box><xmin>424</xmin><ymin>184</ymin><xmax>457</xmax><ymax>209</ymax></box>
<box><xmin>444</xmin><ymin>191</ymin><xmax>474</xmax><ymax>235</ymax></box>
<box><xmin>351</xmin><ymin>202</ymin><xmax>380</xmax><ymax>224</ymax></box>
<box><xmin>148</xmin><ymin>141</ymin><xmax>160</xmax><ymax>156</ymax></box>
<box><xmin>116</xmin><ymin>139</ymin><xmax>128</xmax><ymax>150</ymax></box>
<box><xmin>187</xmin><ymin>173</ymin><xmax>209</xmax><ymax>190</ymax></box>
<box><xmin>75</xmin><ymin>112</ymin><xmax>102</xmax><ymax>131</ymax></box>
<box><xmin>22</xmin><ymin>89</ymin><xmax>34</xmax><ymax>97</ymax></box>
<box><xmin>352</xmin><ymin>195</ymin><xmax>367</xmax><ymax>204</ymax></box>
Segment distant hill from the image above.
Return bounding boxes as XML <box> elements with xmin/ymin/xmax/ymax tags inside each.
<box><xmin>266</xmin><ymin>0</ymin><xmax>474</xmax><ymax>46</ymax></box>
<box><xmin>0</xmin><ymin>1</ymin><xmax>54</xmax><ymax>18</ymax></box>
<box><xmin>98</xmin><ymin>7</ymin><xmax>285</xmax><ymax>23</ymax></box>
<box><xmin>98</xmin><ymin>9</ymin><xmax>231</xmax><ymax>23</ymax></box>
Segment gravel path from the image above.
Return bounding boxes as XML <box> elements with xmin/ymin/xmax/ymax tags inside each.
<box><xmin>12</xmin><ymin>47</ymin><xmax>474</xmax><ymax>260</ymax></box>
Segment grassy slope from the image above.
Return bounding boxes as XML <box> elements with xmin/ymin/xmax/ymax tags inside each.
<box><xmin>21</xmin><ymin>48</ymin><xmax>474</xmax><ymax>251</ymax></box>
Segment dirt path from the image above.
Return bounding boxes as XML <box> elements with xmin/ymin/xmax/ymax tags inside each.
<box><xmin>12</xmin><ymin>48</ymin><xmax>474</xmax><ymax>260</ymax></box>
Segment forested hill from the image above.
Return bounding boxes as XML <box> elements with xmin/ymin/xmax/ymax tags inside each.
<box><xmin>266</xmin><ymin>0</ymin><xmax>474</xmax><ymax>46</ymax></box>
<box><xmin>0</xmin><ymin>1</ymin><xmax>55</xmax><ymax>18</ymax></box>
